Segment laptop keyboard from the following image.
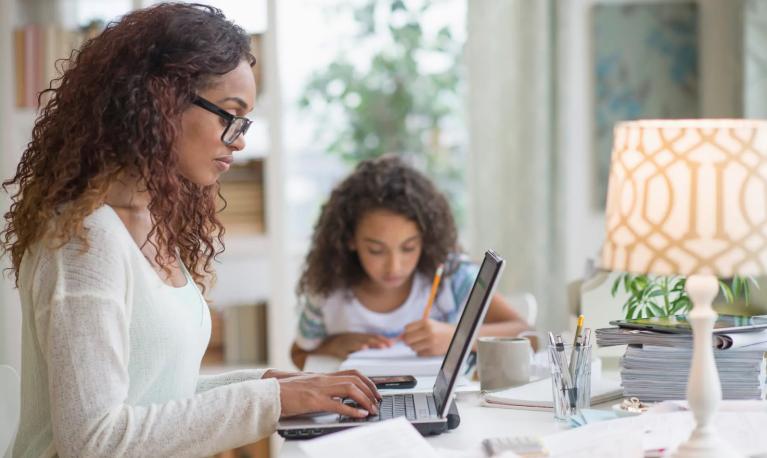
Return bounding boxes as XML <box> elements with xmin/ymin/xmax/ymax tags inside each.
<box><xmin>340</xmin><ymin>394</ymin><xmax>435</xmax><ymax>423</ymax></box>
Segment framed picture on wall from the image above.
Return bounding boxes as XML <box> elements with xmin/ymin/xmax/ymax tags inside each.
<box><xmin>591</xmin><ymin>2</ymin><xmax>699</xmax><ymax>209</ymax></box>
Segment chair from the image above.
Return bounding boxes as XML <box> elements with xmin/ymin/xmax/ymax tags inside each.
<box><xmin>507</xmin><ymin>292</ymin><xmax>538</xmax><ymax>327</ymax></box>
<box><xmin>0</xmin><ymin>365</ymin><xmax>20</xmax><ymax>458</ymax></box>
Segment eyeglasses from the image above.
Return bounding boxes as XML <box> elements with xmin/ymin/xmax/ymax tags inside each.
<box><xmin>192</xmin><ymin>96</ymin><xmax>252</xmax><ymax>146</ymax></box>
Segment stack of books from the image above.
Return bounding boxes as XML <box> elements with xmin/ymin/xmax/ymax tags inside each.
<box><xmin>596</xmin><ymin>327</ymin><xmax>767</xmax><ymax>402</ymax></box>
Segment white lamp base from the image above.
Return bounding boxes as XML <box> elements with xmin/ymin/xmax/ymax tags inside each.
<box><xmin>673</xmin><ymin>427</ymin><xmax>739</xmax><ymax>458</ymax></box>
<box><xmin>672</xmin><ymin>275</ymin><xmax>741</xmax><ymax>458</ymax></box>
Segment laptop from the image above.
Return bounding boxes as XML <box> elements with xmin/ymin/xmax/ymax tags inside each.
<box><xmin>278</xmin><ymin>250</ymin><xmax>506</xmax><ymax>439</ymax></box>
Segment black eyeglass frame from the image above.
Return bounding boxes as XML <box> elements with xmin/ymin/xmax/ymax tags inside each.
<box><xmin>192</xmin><ymin>96</ymin><xmax>252</xmax><ymax>146</ymax></box>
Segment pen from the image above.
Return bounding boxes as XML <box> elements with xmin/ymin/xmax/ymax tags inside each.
<box><xmin>569</xmin><ymin>315</ymin><xmax>584</xmax><ymax>378</ymax></box>
<box><xmin>555</xmin><ymin>335</ymin><xmax>576</xmax><ymax>408</ymax></box>
<box><xmin>422</xmin><ymin>263</ymin><xmax>444</xmax><ymax>320</ymax></box>
<box><xmin>573</xmin><ymin>327</ymin><xmax>591</xmax><ymax>386</ymax></box>
<box><xmin>464</xmin><ymin>351</ymin><xmax>477</xmax><ymax>376</ymax></box>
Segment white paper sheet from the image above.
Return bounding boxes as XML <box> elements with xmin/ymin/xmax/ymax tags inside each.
<box><xmin>543</xmin><ymin>411</ymin><xmax>767</xmax><ymax>457</ymax></box>
<box><xmin>340</xmin><ymin>342</ymin><xmax>444</xmax><ymax>376</ymax></box>
<box><xmin>297</xmin><ymin>417</ymin><xmax>440</xmax><ymax>458</ymax></box>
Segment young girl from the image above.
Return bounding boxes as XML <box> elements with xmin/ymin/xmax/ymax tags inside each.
<box><xmin>291</xmin><ymin>155</ymin><xmax>530</xmax><ymax>369</ymax></box>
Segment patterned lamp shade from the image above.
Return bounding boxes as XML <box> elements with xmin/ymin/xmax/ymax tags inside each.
<box><xmin>601</xmin><ymin>119</ymin><xmax>767</xmax><ymax>278</ymax></box>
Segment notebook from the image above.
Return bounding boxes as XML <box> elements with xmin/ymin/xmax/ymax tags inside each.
<box><xmin>339</xmin><ymin>343</ymin><xmax>444</xmax><ymax>376</ymax></box>
<box><xmin>482</xmin><ymin>375</ymin><xmax>623</xmax><ymax>410</ymax></box>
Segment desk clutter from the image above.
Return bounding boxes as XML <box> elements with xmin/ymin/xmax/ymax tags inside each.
<box><xmin>596</xmin><ymin>327</ymin><xmax>767</xmax><ymax>401</ymax></box>
<box><xmin>296</xmin><ymin>406</ymin><xmax>767</xmax><ymax>457</ymax></box>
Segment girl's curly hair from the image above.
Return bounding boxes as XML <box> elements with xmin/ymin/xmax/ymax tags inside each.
<box><xmin>298</xmin><ymin>155</ymin><xmax>458</xmax><ymax>298</ymax></box>
<box><xmin>1</xmin><ymin>3</ymin><xmax>255</xmax><ymax>292</ymax></box>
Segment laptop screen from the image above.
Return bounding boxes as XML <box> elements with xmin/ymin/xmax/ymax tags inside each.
<box><xmin>432</xmin><ymin>250</ymin><xmax>504</xmax><ymax>417</ymax></box>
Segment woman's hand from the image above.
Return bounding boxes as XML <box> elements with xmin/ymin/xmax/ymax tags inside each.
<box><xmin>319</xmin><ymin>333</ymin><xmax>394</xmax><ymax>359</ymax></box>
<box><xmin>401</xmin><ymin>319</ymin><xmax>455</xmax><ymax>356</ymax></box>
<box><xmin>277</xmin><ymin>370</ymin><xmax>381</xmax><ymax>418</ymax></box>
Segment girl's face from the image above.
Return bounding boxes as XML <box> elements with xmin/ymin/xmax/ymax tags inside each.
<box><xmin>176</xmin><ymin>60</ymin><xmax>257</xmax><ymax>186</ymax></box>
<box><xmin>351</xmin><ymin>209</ymin><xmax>423</xmax><ymax>290</ymax></box>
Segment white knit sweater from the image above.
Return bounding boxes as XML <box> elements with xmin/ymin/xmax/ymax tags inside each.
<box><xmin>12</xmin><ymin>206</ymin><xmax>281</xmax><ymax>458</ymax></box>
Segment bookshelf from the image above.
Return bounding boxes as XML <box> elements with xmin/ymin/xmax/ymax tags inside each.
<box><xmin>0</xmin><ymin>0</ymin><xmax>289</xmax><ymax>455</ymax></box>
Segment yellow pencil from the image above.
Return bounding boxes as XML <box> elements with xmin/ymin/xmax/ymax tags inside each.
<box><xmin>422</xmin><ymin>264</ymin><xmax>445</xmax><ymax>320</ymax></box>
<box><xmin>569</xmin><ymin>314</ymin><xmax>585</xmax><ymax>377</ymax></box>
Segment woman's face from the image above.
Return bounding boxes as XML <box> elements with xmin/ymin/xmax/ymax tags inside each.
<box><xmin>350</xmin><ymin>209</ymin><xmax>423</xmax><ymax>291</ymax></box>
<box><xmin>176</xmin><ymin>60</ymin><xmax>256</xmax><ymax>186</ymax></box>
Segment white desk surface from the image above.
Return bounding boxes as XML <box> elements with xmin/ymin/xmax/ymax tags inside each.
<box><xmin>274</xmin><ymin>356</ymin><xmax>573</xmax><ymax>458</ymax></box>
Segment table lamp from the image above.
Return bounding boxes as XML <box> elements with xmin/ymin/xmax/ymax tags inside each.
<box><xmin>601</xmin><ymin>119</ymin><xmax>767</xmax><ymax>457</ymax></box>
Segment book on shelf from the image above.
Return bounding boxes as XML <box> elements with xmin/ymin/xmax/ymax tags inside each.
<box><xmin>221</xmin><ymin>302</ymin><xmax>268</xmax><ymax>365</ymax></box>
<box><xmin>249</xmin><ymin>33</ymin><xmax>264</xmax><ymax>98</ymax></box>
<box><xmin>218</xmin><ymin>159</ymin><xmax>265</xmax><ymax>234</ymax></box>
<box><xmin>13</xmin><ymin>24</ymin><xmax>84</xmax><ymax>109</ymax></box>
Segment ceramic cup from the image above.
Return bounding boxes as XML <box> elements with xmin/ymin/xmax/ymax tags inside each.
<box><xmin>477</xmin><ymin>336</ymin><xmax>532</xmax><ymax>391</ymax></box>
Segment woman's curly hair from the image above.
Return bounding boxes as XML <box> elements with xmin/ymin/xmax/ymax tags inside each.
<box><xmin>1</xmin><ymin>3</ymin><xmax>255</xmax><ymax>292</ymax></box>
<box><xmin>298</xmin><ymin>155</ymin><xmax>458</xmax><ymax>298</ymax></box>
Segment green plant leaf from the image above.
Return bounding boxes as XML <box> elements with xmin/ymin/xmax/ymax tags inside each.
<box><xmin>732</xmin><ymin>277</ymin><xmax>741</xmax><ymax>299</ymax></box>
<box><xmin>626</xmin><ymin>302</ymin><xmax>637</xmax><ymax>319</ymax></box>
<box><xmin>623</xmin><ymin>273</ymin><xmax>631</xmax><ymax>293</ymax></box>
<box><xmin>719</xmin><ymin>281</ymin><xmax>734</xmax><ymax>304</ymax></box>
<box><xmin>674</xmin><ymin>297</ymin><xmax>692</xmax><ymax>314</ymax></box>
<box><xmin>611</xmin><ymin>276</ymin><xmax>621</xmax><ymax>297</ymax></box>
<box><xmin>648</xmin><ymin>301</ymin><xmax>664</xmax><ymax>316</ymax></box>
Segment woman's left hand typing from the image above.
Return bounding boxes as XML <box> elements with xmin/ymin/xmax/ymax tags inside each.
<box><xmin>401</xmin><ymin>319</ymin><xmax>455</xmax><ymax>356</ymax></box>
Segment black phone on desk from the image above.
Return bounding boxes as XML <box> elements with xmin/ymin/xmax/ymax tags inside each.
<box><xmin>370</xmin><ymin>375</ymin><xmax>417</xmax><ymax>389</ymax></box>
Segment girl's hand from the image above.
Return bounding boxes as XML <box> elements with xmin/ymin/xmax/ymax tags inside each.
<box><xmin>278</xmin><ymin>370</ymin><xmax>381</xmax><ymax>418</ymax></box>
<box><xmin>321</xmin><ymin>333</ymin><xmax>394</xmax><ymax>359</ymax></box>
<box><xmin>401</xmin><ymin>319</ymin><xmax>455</xmax><ymax>356</ymax></box>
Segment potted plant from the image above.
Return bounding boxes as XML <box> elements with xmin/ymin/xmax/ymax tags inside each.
<box><xmin>611</xmin><ymin>273</ymin><xmax>757</xmax><ymax>319</ymax></box>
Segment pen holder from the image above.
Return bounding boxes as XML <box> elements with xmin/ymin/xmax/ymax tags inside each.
<box><xmin>547</xmin><ymin>343</ymin><xmax>592</xmax><ymax>422</ymax></box>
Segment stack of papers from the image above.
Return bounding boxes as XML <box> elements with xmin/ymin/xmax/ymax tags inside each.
<box><xmin>595</xmin><ymin>327</ymin><xmax>767</xmax><ymax>402</ymax></box>
<box><xmin>482</xmin><ymin>374</ymin><xmax>623</xmax><ymax>410</ymax></box>
<box><xmin>339</xmin><ymin>342</ymin><xmax>444</xmax><ymax>377</ymax></box>
<box><xmin>620</xmin><ymin>345</ymin><xmax>765</xmax><ymax>401</ymax></box>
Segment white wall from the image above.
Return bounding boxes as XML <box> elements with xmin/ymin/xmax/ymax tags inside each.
<box><xmin>0</xmin><ymin>0</ymin><xmax>22</xmax><ymax>371</ymax></box>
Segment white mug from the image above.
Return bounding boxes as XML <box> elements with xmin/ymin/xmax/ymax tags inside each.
<box><xmin>477</xmin><ymin>337</ymin><xmax>532</xmax><ymax>391</ymax></box>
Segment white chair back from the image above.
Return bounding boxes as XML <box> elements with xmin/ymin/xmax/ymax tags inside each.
<box><xmin>507</xmin><ymin>292</ymin><xmax>538</xmax><ymax>327</ymax></box>
<box><xmin>0</xmin><ymin>365</ymin><xmax>20</xmax><ymax>458</ymax></box>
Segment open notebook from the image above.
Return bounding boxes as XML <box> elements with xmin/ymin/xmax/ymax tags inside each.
<box><xmin>483</xmin><ymin>375</ymin><xmax>623</xmax><ymax>410</ymax></box>
<box><xmin>339</xmin><ymin>342</ymin><xmax>444</xmax><ymax>376</ymax></box>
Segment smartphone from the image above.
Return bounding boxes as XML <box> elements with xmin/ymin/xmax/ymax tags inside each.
<box><xmin>369</xmin><ymin>375</ymin><xmax>417</xmax><ymax>389</ymax></box>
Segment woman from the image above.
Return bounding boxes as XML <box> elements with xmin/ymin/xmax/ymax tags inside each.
<box><xmin>3</xmin><ymin>4</ymin><xmax>378</xmax><ymax>457</ymax></box>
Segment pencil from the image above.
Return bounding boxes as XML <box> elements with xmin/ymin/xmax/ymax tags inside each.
<box><xmin>569</xmin><ymin>315</ymin><xmax>584</xmax><ymax>377</ymax></box>
<box><xmin>422</xmin><ymin>263</ymin><xmax>444</xmax><ymax>320</ymax></box>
